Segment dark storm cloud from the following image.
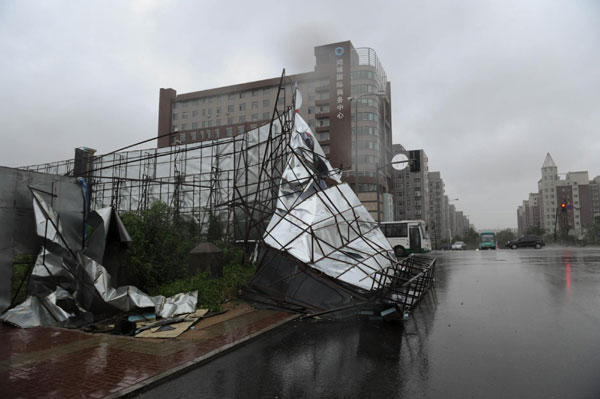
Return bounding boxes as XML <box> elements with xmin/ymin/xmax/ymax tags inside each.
<box><xmin>1</xmin><ymin>0</ymin><xmax>598</xmax><ymax>228</ymax></box>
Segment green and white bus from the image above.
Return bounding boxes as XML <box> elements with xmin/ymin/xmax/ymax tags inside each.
<box><xmin>380</xmin><ymin>220</ymin><xmax>432</xmax><ymax>258</ymax></box>
<box><xmin>479</xmin><ymin>231</ymin><xmax>497</xmax><ymax>250</ymax></box>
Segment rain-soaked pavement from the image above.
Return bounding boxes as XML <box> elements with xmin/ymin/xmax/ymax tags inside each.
<box><xmin>141</xmin><ymin>247</ymin><xmax>600</xmax><ymax>399</ymax></box>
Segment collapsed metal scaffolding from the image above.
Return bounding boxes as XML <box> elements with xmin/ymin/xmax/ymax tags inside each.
<box><xmin>19</xmin><ymin>71</ymin><xmax>435</xmax><ymax>319</ymax></box>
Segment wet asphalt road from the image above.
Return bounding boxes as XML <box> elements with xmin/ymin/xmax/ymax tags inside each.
<box><xmin>140</xmin><ymin>247</ymin><xmax>600</xmax><ymax>399</ymax></box>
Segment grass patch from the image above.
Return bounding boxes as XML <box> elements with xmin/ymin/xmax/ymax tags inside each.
<box><xmin>149</xmin><ymin>244</ymin><xmax>256</xmax><ymax>311</ymax></box>
<box><xmin>11</xmin><ymin>254</ymin><xmax>36</xmax><ymax>305</ymax></box>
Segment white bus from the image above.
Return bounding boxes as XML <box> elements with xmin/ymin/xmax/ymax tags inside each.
<box><xmin>380</xmin><ymin>220</ymin><xmax>432</xmax><ymax>257</ymax></box>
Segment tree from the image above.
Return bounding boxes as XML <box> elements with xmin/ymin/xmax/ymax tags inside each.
<box><xmin>496</xmin><ymin>229</ymin><xmax>516</xmax><ymax>247</ymax></box>
<box><xmin>462</xmin><ymin>227</ymin><xmax>480</xmax><ymax>249</ymax></box>
<box><xmin>526</xmin><ymin>226</ymin><xmax>546</xmax><ymax>236</ymax></box>
<box><xmin>584</xmin><ymin>223</ymin><xmax>600</xmax><ymax>245</ymax></box>
<box><xmin>119</xmin><ymin>201</ymin><xmax>199</xmax><ymax>291</ymax></box>
<box><xmin>206</xmin><ymin>211</ymin><xmax>223</xmax><ymax>243</ymax></box>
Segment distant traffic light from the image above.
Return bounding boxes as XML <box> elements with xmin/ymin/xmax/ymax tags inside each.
<box><xmin>409</xmin><ymin>150</ymin><xmax>421</xmax><ymax>173</ymax></box>
<box><xmin>560</xmin><ymin>202</ymin><xmax>567</xmax><ymax>211</ymax></box>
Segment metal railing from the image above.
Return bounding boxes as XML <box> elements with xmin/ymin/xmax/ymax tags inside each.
<box><xmin>372</xmin><ymin>255</ymin><xmax>436</xmax><ymax>315</ymax></box>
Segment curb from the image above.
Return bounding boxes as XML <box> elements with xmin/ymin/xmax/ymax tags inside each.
<box><xmin>108</xmin><ymin>313</ymin><xmax>299</xmax><ymax>398</ymax></box>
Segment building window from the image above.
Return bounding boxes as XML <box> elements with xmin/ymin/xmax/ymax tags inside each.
<box><xmin>226</xmin><ymin>127</ymin><xmax>233</xmax><ymax>136</ymax></box>
<box><xmin>192</xmin><ymin>111</ymin><xmax>198</xmax><ymax>117</ymax></box>
<box><xmin>251</xmin><ymin>114</ymin><xmax>258</xmax><ymax>121</ymax></box>
<box><xmin>351</xmin><ymin>70</ymin><xmax>377</xmax><ymax>80</ymax></box>
<box><xmin>239</xmin><ymin>92</ymin><xmax>247</xmax><ymax>99</ymax></box>
<box><xmin>262</xmin><ymin>112</ymin><xmax>270</xmax><ymax>120</ymax></box>
<box><xmin>239</xmin><ymin>103</ymin><xmax>246</xmax><ymax>111</ymax></box>
<box><xmin>318</xmin><ymin>132</ymin><xmax>329</xmax><ymax>141</ymax></box>
<box><xmin>318</xmin><ymin>104</ymin><xmax>330</xmax><ymax>113</ymax></box>
<box><xmin>263</xmin><ymin>99</ymin><xmax>270</xmax><ymax>107</ymax></box>
<box><xmin>252</xmin><ymin>90</ymin><xmax>259</xmax><ymax>97</ymax></box>
<box><xmin>319</xmin><ymin>118</ymin><xmax>330</xmax><ymax>127</ymax></box>
<box><xmin>190</xmin><ymin>131</ymin><xmax>197</xmax><ymax>140</ymax></box>
<box><xmin>202</xmin><ymin>109</ymin><xmax>206</xmax><ymax>116</ymax></box>
<box><xmin>239</xmin><ymin>115</ymin><xmax>246</xmax><ymax>123</ymax></box>
<box><xmin>263</xmin><ymin>88</ymin><xmax>271</xmax><ymax>95</ymax></box>
<box><xmin>181</xmin><ymin>123</ymin><xmax>188</xmax><ymax>130</ymax></box>
<box><xmin>351</xmin><ymin>84</ymin><xmax>378</xmax><ymax>95</ymax></box>
<box><xmin>207</xmin><ymin>109</ymin><xmax>212</xmax><ymax>116</ymax></box>
<box><xmin>322</xmin><ymin>145</ymin><xmax>330</xmax><ymax>154</ymax></box>
<box><xmin>228</xmin><ymin>104</ymin><xmax>234</xmax><ymax>113</ymax></box>
<box><xmin>202</xmin><ymin>121</ymin><xmax>206</xmax><ymax>128</ymax></box>
<box><xmin>227</xmin><ymin>117</ymin><xmax>234</xmax><ymax>124</ymax></box>
<box><xmin>252</xmin><ymin>101</ymin><xmax>259</xmax><ymax>109</ymax></box>
<box><xmin>238</xmin><ymin>126</ymin><xmax>245</xmax><ymax>134</ymax></box>
<box><xmin>172</xmin><ymin>113</ymin><xmax>178</xmax><ymax>120</ymax></box>
<box><xmin>216</xmin><ymin>119</ymin><xmax>222</xmax><ymax>126</ymax></box>
<box><xmin>192</xmin><ymin>122</ymin><xmax>198</xmax><ymax>129</ymax></box>
<box><xmin>356</xmin><ymin>112</ymin><xmax>377</xmax><ymax>121</ymax></box>
<box><xmin>216</xmin><ymin>107</ymin><xmax>222</xmax><ymax>115</ymax></box>
<box><xmin>180</xmin><ymin>132</ymin><xmax>186</xmax><ymax>142</ymax></box>
<box><xmin>171</xmin><ymin>125</ymin><xmax>178</xmax><ymax>132</ymax></box>
<box><xmin>228</xmin><ymin>94</ymin><xmax>235</xmax><ymax>100</ymax></box>
<box><xmin>207</xmin><ymin>120</ymin><xmax>213</xmax><ymax>127</ymax></box>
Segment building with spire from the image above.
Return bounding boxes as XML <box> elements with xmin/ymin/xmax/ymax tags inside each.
<box><xmin>538</xmin><ymin>153</ymin><xmax>559</xmax><ymax>233</ymax></box>
<box><xmin>530</xmin><ymin>153</ymin><xmax>599</xmax><ymax>239</ymax></box>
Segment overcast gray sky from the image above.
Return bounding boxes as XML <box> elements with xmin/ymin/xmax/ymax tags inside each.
<box><xmin>1</xmin><ymin>0</ymin><xmax>599</xmax><ymax>229</ymax></box>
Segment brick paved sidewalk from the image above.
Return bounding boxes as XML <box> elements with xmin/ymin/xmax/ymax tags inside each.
<box><xmin>0</xmin><ymin>302</ymin><xmax>297</xmax><ymax>399</ymax></box>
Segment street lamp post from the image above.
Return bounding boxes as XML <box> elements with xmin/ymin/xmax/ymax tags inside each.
<box><xmin>348</xmin><ymin>91</ymin><xmax>386</xmax><ymax>193</ymax></box>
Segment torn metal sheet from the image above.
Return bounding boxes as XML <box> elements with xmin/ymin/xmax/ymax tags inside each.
<box><xmin>0</xmin><ymin>167</ymin><xmax>85</xmax><ymax>313</ymax></box>
<box><xmin>1</xmin><ymin>189</ymin><xmax>198</xmax><ymax>328</ymax></box>
<box><xmin>84</xmin><ymin>207</ymin><xmax>131</xmax><ymax>265</ymax></box>
<box><xmin>0</xmin><ymin>287</ymin><xmax>89</xmax><ymax>329</ymax></box>
<box><xmin>81</xmin><ymin>254</ymin><xmax>197</xmax><ymax>318</ymax></box>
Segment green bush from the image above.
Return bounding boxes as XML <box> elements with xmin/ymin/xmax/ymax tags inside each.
<box><xmin>120</xmin><ymin>202</ymin><xmax>199</xmax><ymax>291</ymax></box>
<box><xmin>149</xmin><ymin>243</ymin><xmax>256</xmax><ymax>311</ymax></box>
<box><xmin>119</xmin><ymin>202</ymin><xmax>255</xmax><ymax>310</ymax></box>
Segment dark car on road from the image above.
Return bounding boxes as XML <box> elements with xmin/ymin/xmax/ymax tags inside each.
<box><xmin>505</xmin><ymin>235</ymin><xmax>545</xmax><ymax>249</ymax></box>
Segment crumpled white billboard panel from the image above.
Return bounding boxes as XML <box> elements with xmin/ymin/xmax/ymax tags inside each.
<box><xmin>263</xmin><ymin>113</ymin><xmax>394</xmax><ymax>291</ymax></box>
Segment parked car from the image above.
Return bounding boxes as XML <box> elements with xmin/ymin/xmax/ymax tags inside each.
<box><xmin>505</xmin><ymin>235</ymin><xmax>545</xmax><ymax>249</ymax></box>
<box><xmin>451</xmin><ymin>241</ymin><xmax>467</xmax><ymax>250</ymax></box>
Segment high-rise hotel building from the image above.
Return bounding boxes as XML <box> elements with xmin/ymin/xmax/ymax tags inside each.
<box><xmin>157</xmin><ymin>41</ymin><xmax>393</xmax><ymax>221</ymax></box>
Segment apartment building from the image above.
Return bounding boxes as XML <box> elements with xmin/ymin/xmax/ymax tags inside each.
<box><xmin>391</xmin><ymin>147</ymin><xmax>429</xmax><ymax>223</ymax></box>
<box><xmin>428</xmin><ymin>171</ymin><xmax>446</xmax><ymax>249</ymax></box>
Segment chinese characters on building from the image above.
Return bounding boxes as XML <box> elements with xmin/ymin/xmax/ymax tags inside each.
<box><xmin>336</xmin><ymin>57</ymin><xmax>344</xmax><ymax>119</ymax></box>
